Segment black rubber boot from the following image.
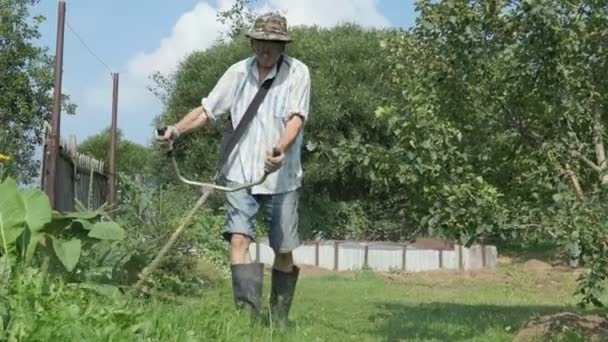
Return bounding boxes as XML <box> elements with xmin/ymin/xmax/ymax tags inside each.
<box><xmin>269</xmin><ymin>266</ymin><xmax>300</xmax><ymax>331</ymax></box>
<box><xmin>231</xmin><ymin>263</ymin><xmax>264</xmax><ymax>319</ymax></box>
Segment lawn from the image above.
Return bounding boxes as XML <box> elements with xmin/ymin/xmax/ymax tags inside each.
<box><xmin>19</xmin><ymin>260</ymin><xmax>608</xmax><ymax>342</ymax></box>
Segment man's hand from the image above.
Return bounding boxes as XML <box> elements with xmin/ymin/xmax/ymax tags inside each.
<box><xmin>155</xmin><ymin>125</ymin><xmax>180</xmax><ymax>150</ymax></box>
<box><xmin>265</xmin><ymin>147</ymin><xmax>285</xmax><ymax>174</ymax></box>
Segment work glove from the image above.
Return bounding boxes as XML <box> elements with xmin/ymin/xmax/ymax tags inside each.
<box><xmin>265</xmin><ymin>147</ymin><xmax>285</xmax><ymax>174</ymax></box>
<box><xmin>155</xmin><ymin>125</ymin><xmax>180</xmax><ymax>151</ymax></box>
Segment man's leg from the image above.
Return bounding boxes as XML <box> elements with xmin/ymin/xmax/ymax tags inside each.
<box><xmin>224</xmin><ymin>185</ymin><xmax>263</xmax><ymax>319</ymax></box>
<box><xmin>262</xmin><ymin>189</ymin><xmax>301</xmax><ymax>330</ymax></box>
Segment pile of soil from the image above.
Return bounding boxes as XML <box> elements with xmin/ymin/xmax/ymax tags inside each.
<box><xmin>513</xmin><ymin>312</ymin><xmax>608</xmax><ymax>342</ymax></box>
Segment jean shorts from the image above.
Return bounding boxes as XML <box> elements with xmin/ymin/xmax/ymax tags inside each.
<box><xmin>222</xmin><ymin>181</ymin><xmax>301</xmax><ymax>254</ymax></box>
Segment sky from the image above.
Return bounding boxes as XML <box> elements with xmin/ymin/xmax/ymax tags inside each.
<box><xmin>31</xmin><ymin>0</ymin><xmax>419</xmax><ymax>146</ymax></box>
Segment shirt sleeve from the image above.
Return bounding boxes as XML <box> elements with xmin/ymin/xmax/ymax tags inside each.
<box><xmin>287</xmin><ymin>63</ymin><xmax>311</xmax><ymax>122</ymax></box>
<box><xmin>200</xmin><ymin>65</ymin><xmax>239</xmax><ymax>122</ymax></box>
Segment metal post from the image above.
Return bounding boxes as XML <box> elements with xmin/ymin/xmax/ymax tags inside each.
<box><xmin>44</xmin><ymin>0</ymin><xmax>66</xmax><ymax>208</ymax></box>
<box><xmin>108</xmin><ymin>73</ymin><xmax>119</xmax><ymax>211</ymax></box>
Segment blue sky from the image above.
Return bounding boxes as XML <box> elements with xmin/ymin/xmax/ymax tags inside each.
<box><xmin>31</xmin><ymin>0</ymin><xmax>418</xmax><ymax>146</ymax></box>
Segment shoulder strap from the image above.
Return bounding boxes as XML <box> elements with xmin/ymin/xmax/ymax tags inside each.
<box><xmin>217</xmin><ymin>55</ymin><xmax>284</xmax><ymax>175</ymax></box>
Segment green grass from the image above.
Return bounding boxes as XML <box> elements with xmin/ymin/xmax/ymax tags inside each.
<box><xmin>14</xmin><ymin>264</ymin><xmax>608</xmax><ymax>341</ymax></box>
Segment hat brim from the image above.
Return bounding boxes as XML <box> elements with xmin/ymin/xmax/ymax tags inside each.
<box><xmin>246</xmin><ymin>31</ymin><xmax>292</xmax><ymax>42</ymax></box>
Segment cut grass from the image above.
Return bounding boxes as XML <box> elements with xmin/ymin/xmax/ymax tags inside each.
<box><xmin>18</xmin><ymin>263</ymin><xmax>608</xmax><ymax>341</ymax></box>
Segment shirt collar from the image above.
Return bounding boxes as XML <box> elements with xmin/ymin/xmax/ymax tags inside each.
<box><xmin>248</xmin><ymin>54</ymin><xmax>285</xmax><ymax>83</ymax></box>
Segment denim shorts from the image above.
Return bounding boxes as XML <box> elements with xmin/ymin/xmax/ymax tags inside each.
<box><xmin>222</xmin><ymin>181</ymin><xmax>301</xmax><ymax>254</ymax></box>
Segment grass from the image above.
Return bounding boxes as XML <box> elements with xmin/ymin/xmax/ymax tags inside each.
<box><xmin>14</xmin><ymin>263</ymin><xmax>608</xmax><ymax>341</ymax></box>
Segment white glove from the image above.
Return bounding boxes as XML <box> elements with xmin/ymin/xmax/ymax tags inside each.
<box><xmin>265</xmin><ymin>147</ymin><xmax>285</xmax><ymax>174</ymax></box>
<box><xmin>155</xmin><ymin>125</ymin><xmax>180</xmax><ymax>150</ymax></box>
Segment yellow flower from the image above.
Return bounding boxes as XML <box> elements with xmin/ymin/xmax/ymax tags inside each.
<box><xmin>0</xmin><ymin>153</ymin><xmax>11</xmax><ymax>162</ymax></box>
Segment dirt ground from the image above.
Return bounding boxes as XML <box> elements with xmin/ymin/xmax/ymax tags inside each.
<box><xmin>513</xmin><ymin>312</ymin><xmax>608</xmax><ymax>342</ymax></box>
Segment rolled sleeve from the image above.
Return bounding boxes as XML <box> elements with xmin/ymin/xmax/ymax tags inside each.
<box><xmin>201</xmin><ymin>65</ymin><xmax>238</xmax><ymax>122</ymax></box>
<box><xmin>287</xmin><ymin>64</ymin><xmax>311</xmax><ymax>122</ymax></box>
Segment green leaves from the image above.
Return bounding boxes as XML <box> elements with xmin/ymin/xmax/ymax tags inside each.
<box><xmin>52</xmin><ymin>238</ymin><xmax>81</xmax><ymax>272</ymax></box>
<box><xmin>22</xmin><ymin>189</ymin><xmax>52</xmax><ymax>232</ymax></box>
<box><xmin>0</xmin><ymin>178</ymin><xmax>26</xmax><ymax>244</ymax></box>
<box><xmin>88</xmin><ymin>222</ymin><xmax>126</xmax><ymax>241</ymax></box>
<box><xmin>0</xmin><ymin>177</ymin><xmax>126</xmax><ymax>274</ymax></box>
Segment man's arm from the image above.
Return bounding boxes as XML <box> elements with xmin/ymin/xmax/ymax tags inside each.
<box><xmin>278</xmin><ymin>114</ymin><xmax>304</xmax><ymax>153</ymax></box>
<box><xmin>175</xmin><ymin>106</ymin><xmax>209</xmax><ymax>135</ymax></box>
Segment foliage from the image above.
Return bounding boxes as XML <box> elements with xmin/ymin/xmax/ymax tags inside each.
<box><xmin>114</xmin><ymin>174</ymin><xmax>229</xmax><ymax>293</ymax></box>
<box><xmin>1</xmin><ymin>263</ymin><xmax>604</xmax><ymax>341</ymax></box>
<box><xmin>394</xmin><ymin>0</ymin><xmax>608</xmax><ymax>306</ymax></box>
<box><xmin>0</xmin><ymin>0</ymin><xmax>75</xmax><ymax>183</ymax></box>
<box><xmin>0</xmin><ymin>268</ymin><xmax>145</xmax><ymax>341</ymax></box>
<box><xmin>78</xmin><ymin>127</ymin><xmax>154</xmax><ymax>180</ymax></box>
<box><xmin>0</xmin><ymin>178</ymin><xmax>130</xmax><ymax>282</ymax></box>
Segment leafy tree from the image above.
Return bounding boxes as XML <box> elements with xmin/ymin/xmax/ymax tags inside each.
<box><xmin>0</xmin><ymin>0</ymin><xmax>75</xmax><ymax>183</ymax></box>
<box><xmin>385</xmin><ymin>0</ymin><xmax>608</xmax><ymax>306</ymax></box>
<box><xmin>78</xmin><ymin>127</ymin><xmax>153</xmax><ymax>180</ymax></box>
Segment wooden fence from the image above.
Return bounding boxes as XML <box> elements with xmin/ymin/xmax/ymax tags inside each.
<box><xmin>41</xmin><ymin>134</ymin><xmax>108</xmax><ymax>212</ymax></box>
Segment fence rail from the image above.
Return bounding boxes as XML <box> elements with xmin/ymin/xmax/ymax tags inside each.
<box><xmin>250</xmin><ymin>239</ymin><xmax>497</xmax><ymax>273</ymax></box>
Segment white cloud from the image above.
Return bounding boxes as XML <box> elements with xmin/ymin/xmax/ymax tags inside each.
<box><xmin>74</xmin><ymin>0</ymin><xmax>390</xmax><ymax>144</ymax></box>
<box><xmin>260</xmin><ymin>0</ymin><xmax>390</xmax><ymax>28</ymax></box>
<box><xmin>127</xmin><ymin>2</ymin><xmax>229</xmax><ymax>80</ymax></box>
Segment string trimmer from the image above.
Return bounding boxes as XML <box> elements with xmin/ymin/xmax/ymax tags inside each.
<box><xmin>132</xmin><ymin>127</ymin><xmax>279</xmax><ymax>293</ymax></box>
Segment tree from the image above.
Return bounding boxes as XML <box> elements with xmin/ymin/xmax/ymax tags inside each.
<box><xmin>383</xmin><ymin>0</ymin><xmax>608</xmax><ymax>307</ymax></box>
<box><xmin>78</xmin><ymin>127</ymin><xmax>153</xmax><ymax>180</ymax></box>
<box><xmin>0</xmin><ymin>0</ymin><xmax>75</xmax><ymax>183</ymax></box>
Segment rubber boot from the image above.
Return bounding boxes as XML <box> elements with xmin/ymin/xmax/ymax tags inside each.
<box><xmin>269</xmin><ymin>265</ymin><xmax>300</xmax><ymax>331</ymax></box>
<box><xmin>231</xmin><ymin>263</ymin><xmax>264</xmax><ymax>319</ymax></box>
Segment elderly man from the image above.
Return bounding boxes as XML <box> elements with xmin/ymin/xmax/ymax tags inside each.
<box><xmin>155</xmin><ymin>12</ymin><xmax>311</xmax><ymax>329</ymax></box>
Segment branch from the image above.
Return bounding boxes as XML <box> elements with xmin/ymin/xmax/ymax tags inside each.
<box><xmin>593</xmin><ymin>103</ymin><xmax>606</xmax><ymax>169</ymax></box>
<box><xmin>570</xmin><ymin>150</ymin><xmax>602</xmax><ymax>173</ymax></box>
<box><xmin>564</xmin><ymin>162</ymin><xmax>585</xmax><ymax>202</ymax></box>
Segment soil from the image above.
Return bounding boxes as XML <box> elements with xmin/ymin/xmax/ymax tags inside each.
<box><xmin>263</xmin><ymin>264</ymin><xmax>349</xmax><ymax>278</ymax></box>
<box><xmin>513</xmin><ymin>312</ymin><xmax>608</xmax><ymax>342</ymax></box>
<box><xmin>523</xmin><ymin>259</ymin><xmax>553</xmax><ymax>273</ymax></box>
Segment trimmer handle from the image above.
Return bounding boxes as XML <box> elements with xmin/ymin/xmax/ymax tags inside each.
<box><xmin>155</xmin><ymin>127</ymin><xmax>173</xmax><ymax>157</ymax></box>
<box><xmin>272</xmin><ymin>147</ymin><xmax>281</xmax><ymax>157</ymax></box>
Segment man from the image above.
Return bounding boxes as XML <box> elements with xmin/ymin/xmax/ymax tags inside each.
<box><xmin>155</xmin><ymin>12</ymin><xmax>310</xmax><ymax>329</ymax></box>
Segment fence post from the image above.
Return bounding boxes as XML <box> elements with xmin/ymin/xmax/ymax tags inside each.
<box><xmin>334</xmin><ymin>241</ymin><xmax>339</xmax><ymax>271</ymax></box>
<box><xmin>481</xmin><ymin>244</ymin><xmax>486</xmax><ymax>268</ymax></box>
<box><xmin>438</xmin><ymin>250</ymin><xmax>443</xmax><ymax>269</ymax></box>
<box><xmin>364</xmin><ymin>244</ymin><xmax>369</xmax><ymax>269</ymax></box>
<box><xmin>402</xmin><ymin>244</ymin><xmax>407</xmax><ymax>271</ymax></box>
<box><xmin>315</xmin><ymin>241</ymin><xmax>319</xmax><ymax>267</ymax></box>
<box><xmin>255</xmin><ymin>241</ymin><xmax>260</xmax><ymax>263</ymax></box>
<box><xmin>458</xmin><ymin>245</ymin><xmax>464</xmax><ymax>270</ymax></box>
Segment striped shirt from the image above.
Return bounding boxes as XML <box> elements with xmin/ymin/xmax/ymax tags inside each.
<box><xmin>201</xmin><ymin>54</ymin><xmax>311</xmax><ymax>195</ymax></box>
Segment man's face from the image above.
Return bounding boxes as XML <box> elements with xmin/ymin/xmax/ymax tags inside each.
<box><xmin>252</xmin><ymin>39</ymin><xmax>284</xmax><ymax>68</ymax></box>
